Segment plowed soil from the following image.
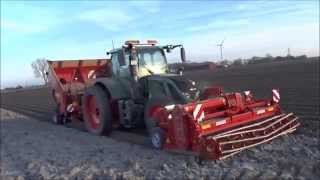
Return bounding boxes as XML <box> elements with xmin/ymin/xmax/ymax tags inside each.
<box><xmin>1</xmin><ymin>59</ymin><xmax>319</xmax><ymax>180</ymax></box>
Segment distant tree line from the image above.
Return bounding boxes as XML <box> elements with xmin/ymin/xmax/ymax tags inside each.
<box><xmin>3</xmin><ymin>84</ymin><xmax>46</xmax><ymax>91</ymax></box>
<box><xmin>3</xmin><ymin>85</ymin><xmax>23</xmax><ymax>90</ymax></box>
<box><xmin>217</xmin><ymin>54</ymin><xmax>309</xmax><ymax>67</ymax></box>
<box><xmin>168</xmin><ymin>54</ymin><xmax>311</xmax><ymax>72</ymax></box>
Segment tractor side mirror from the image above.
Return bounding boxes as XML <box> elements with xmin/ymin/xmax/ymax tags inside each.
<box><xmin>180</xmin><ymin>47</ymin><xmax>186</xmax><ymax>63</ymax></box>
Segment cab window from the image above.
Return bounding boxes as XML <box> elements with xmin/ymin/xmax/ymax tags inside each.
<box><xmin>111</xmin><ymin>53</ymin><xmax>119</xmax><ymax>75</ymax></box>
<box><xmin>124</xmin><ymin>53</ymin><xmax>130</xmax><ymax>66</ymax></box>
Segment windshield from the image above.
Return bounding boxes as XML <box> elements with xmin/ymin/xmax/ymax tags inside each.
<box><xmin>125</xmin><ymin>48</ymin><xmax>167</xmax><ymax>76</ymax></box>
<box><xmin>138</xmin><ymin>48</ymin><xmax>166</xmax><ymax>67</ymax></box>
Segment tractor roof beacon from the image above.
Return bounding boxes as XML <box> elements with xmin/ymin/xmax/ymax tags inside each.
<box><xmin>47</xmin><ymin>40</ymin><xmax>299</xmax><ymax>160</ymax></box>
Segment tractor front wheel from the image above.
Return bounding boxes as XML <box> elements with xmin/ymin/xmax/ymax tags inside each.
<box><xmin>82</xmin><ymin>86</ymin><xmax>112</xmax><ymax>135</ymax></box>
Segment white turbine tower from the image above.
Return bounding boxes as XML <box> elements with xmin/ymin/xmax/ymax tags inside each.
<box><xmin>217</xmin><ymin>38</ymin><xmax>226</xmax><ymax>61</ymax></box>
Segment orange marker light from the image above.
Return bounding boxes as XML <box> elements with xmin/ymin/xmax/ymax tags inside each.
<box><xmin>267</xmin><ymin>107</ymin><xmax>274</xmax><ymax>111</ymax></box>
<box><xmin>201</xmin><ymin>124</ymin><xmax>211</xmax><ymax>130</ymax></box>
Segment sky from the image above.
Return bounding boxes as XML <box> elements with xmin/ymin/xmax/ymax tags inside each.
<box><xmin>1</xmin><ymin>0</ymin><xmax>319</xmax><ymax>88</ymax></box>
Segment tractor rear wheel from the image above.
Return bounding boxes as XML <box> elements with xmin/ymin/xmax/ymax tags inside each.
<box><xmin>82</xmin><ymin>86</ymin><xmax>112</xmax><ymax>135</ymax></box>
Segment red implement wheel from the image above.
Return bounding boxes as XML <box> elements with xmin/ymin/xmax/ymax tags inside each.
<box><xmin>82</xmin><ymin>86</ymin><xmax>112</xmax><ymax>135</ymax></box>
<box><xmin>144</xmin><ymin>96</ymin><xmax>173</xmax><ymax>134</ymax></box>
<box><xmin>150</xmin><ymin>127</ymin><xmax>165</xmax><ymax>149</ymax></box>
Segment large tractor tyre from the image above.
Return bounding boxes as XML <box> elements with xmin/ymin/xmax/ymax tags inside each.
<box><xmin>52</xmin><ymin>105</ymin><xmax>64</xmax><ymax>125</ymax></box>
<box><xmin>82</xmin><ymin>86</ymin><xmax>113</xmax><ymax>135</ymax></box>
<box><xmin>144</xmin><ymin>96</ymin><xmax>173</xmax><ymax>134</ymax></box>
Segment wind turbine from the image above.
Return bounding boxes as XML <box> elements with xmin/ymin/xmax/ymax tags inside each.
<box><xmin>217</xmin><ymin>38</ymin><xmax>226</xmax><ymax>61</ymax></box>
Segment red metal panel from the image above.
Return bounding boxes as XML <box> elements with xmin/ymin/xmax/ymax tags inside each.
<box><xmin>47</xmin><ymin>59</ymin><xmax>111</xmax><ymax>114</ymax></box>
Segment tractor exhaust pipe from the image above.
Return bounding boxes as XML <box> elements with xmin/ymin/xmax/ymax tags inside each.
<box><xmin>180</xmin><ymin>47</ymin><xmax>186</xmax><ymax>63</ymax></box>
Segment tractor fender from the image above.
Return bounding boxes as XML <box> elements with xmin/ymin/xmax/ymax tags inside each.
<box><xmin>93</xmin><ymin>77</ymin><xmax>131</xmax><ymax>100</ymax></box>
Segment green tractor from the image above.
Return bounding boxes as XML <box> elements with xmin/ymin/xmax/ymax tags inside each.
<box><xmin>82</xmin><ymin>40</ymin><xmax>198</xmax><ymax>141</ymax></box>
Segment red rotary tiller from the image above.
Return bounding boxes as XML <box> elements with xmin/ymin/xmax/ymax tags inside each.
<box><xmin>152</xmin><ymin>88</ymin><xmax>299</xmax><ymax>160</ymax></box>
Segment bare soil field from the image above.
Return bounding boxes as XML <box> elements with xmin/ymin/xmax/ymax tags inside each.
<box><xmin>1</xmin><ymin>59</ymin><xmax>319</xmax><ymax>179</ymax></box>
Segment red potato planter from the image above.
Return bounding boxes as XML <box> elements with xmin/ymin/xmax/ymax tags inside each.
<box><xmin>47</xmin><ymin>40</ymin><xmax>299</xmax><ymax>160</ymax></box>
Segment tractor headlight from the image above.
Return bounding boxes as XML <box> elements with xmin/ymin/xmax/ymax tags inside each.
<box><xmin>165</xmin><ymin>104</ymin><xmax>175</xmax><ymax>110</ymax></box>
<box><xmin>183</xmin><ymin>88</ymin><xmax>200</xmax><ymax>100</ymax></box>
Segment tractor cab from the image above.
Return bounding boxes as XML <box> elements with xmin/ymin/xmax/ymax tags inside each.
<box><xmin>107</xmin><ymin>40</ymin><xmax>196</xmax><ymax>104</ymax></box>
<box><xmin>107</xmin><ymin>40</ymin><xmax>186</xmax><ymax>78</ymax></box>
